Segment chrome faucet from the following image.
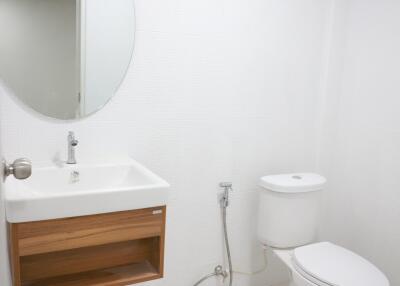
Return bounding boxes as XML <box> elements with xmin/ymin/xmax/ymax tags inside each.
<box><xmin>67</xmin><ymin>131</ymin><xmax>78</xmax><ymax>164</ymax></box>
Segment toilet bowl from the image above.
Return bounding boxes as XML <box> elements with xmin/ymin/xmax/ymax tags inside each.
<box><xmin>257</xmin><ymin>173</ymin><xmax>389</xmax><ymax>286</ymax></box>
<box><xmin>271</xmin><ymin>242</ymin><xmax>389</xmax><ymax>286</ymax></box>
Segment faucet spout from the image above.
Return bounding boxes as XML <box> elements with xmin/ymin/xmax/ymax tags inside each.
<box><xmin>67</xmin><ymin>131</ymin><xmax>78</xmax><ymax>164</ymax></box>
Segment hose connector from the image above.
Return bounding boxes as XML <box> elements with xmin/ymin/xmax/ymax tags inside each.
<box><xmin>214</xmin><ymin>265</ymin><xmax>228</xmax><ymax>280</ymax></box>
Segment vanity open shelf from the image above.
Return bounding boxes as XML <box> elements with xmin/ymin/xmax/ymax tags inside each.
<box><xmin>8</xmin><ymin>207</ymin><xmax>166</xmax><ymax>286</ymax></box>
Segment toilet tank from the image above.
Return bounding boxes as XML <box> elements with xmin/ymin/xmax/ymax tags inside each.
<box><xmin>257</xmin><ymin>173</ymin><xmax>326</xmax><ymax>248</ymax></box>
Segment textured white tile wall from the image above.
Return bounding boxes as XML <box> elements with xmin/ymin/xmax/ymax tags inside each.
<box><xmin>0</xmin><ymin>0</ymin><xmax>331</xmax><ymax>285</ymax></box>
<box><xmin>0</xmin><ymin>85</ymin><xmax>12</xmax><ymax>286</ymax></box>
<box><xmin>318</xmin><ymin>0</ymin><xmax>400</xmax><ymax>285</ymax></box>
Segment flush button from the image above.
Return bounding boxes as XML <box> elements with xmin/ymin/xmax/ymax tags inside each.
<box><xmin>292</xmin><ymin>175</ymin><xmax>302</xmax><ymax>180</ymax></box>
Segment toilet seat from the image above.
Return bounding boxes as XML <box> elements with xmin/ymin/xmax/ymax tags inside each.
<box><xmin>292</xmin><ymin>242</ymin><xmax>389</xmax><ymax>286</ymax></box>
<box><xmin>293</xmin><ymin>261</ymin><xmax>334</xmax><ymax>286</ymax></box>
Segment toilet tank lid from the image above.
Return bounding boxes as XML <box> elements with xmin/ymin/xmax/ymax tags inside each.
<box><xmin>293</xmin><ymin>242</ymin><xmax>389</xmax><ymax>286</ymax></box>
<box><xmin>259</xmin><ymin>173</ymin><xmax>326</xmax><ymax>193</ymax></box>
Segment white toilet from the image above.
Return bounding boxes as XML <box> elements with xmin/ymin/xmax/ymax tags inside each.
<box><xmin>257</xmin><ymin>173</ymin><xmax>389</xmax><ymax>286</ymax></box>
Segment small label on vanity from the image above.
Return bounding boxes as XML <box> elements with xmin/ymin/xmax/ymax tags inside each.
<box><xmin>152</xmin><ymin>209</ymin><xmax>163</xmax><ymax>215</ymax></box>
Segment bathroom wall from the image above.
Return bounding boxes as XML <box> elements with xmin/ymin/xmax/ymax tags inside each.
<box><xmin>0</xmin><ymin>84</ymin><xmax>12</xmax><ymax>286</ymax></box>
<box><xmin>318</xmin><ymin>0</ymin><xmax>400</xmax><ymax>284</ymax></box>
<box><xmin>0</xmin><ymin>0</ymin><xmax>331</xmax><ymax>285</ymax></box>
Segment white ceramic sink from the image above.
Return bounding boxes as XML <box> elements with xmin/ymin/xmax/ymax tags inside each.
<box><xmin>5</xmin><ymin>158</ymin><xmax>169</xmax><ymax>223</ymax></box>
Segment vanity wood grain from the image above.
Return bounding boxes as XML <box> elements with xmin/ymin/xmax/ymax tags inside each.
<box><xmin>9</xmin><ymin>206</ymin><xmax>166</xmax><ymax>286</ymax></box>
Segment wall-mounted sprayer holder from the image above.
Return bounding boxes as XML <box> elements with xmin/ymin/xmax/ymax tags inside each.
<box><xmin>220</xmin><ymin>182</ymin><xmax>233</xmax><ymax>208</ymax></box>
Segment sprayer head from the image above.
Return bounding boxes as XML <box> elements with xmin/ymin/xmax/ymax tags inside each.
<box><xmin>219</xmin><ymin>182</ymin><xmax>233</xmax><ymax>208</ymax></box>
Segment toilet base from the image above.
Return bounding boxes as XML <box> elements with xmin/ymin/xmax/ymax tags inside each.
<box><xmin>270</xmin><ymin>247</ymin><xmax>319</xmax><ymax>286</ymax></box>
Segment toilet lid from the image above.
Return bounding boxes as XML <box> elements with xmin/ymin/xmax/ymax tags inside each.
<box><xmin>293</xmin><ymin>242</ymin><xmax>389</xmax><ymax>286</ymax></box>
<box><xmin>259</xmin><ymin>173</ymin><xmax>326</xmax><ymax>193</ymax></box>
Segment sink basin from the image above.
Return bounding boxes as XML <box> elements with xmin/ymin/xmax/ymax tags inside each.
<box><xmin>5</xmin><ymin>158</ymin><xmax>170</xmax><ymax>222</ymax></box>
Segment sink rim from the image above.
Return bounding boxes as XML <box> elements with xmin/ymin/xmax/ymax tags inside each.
<box><xmin>5</xmin><ymin>157</ymin><xmax>170</xmax><ymax>201</ymax></box>
<box><xmin>5</xmin><ymin>157</ymin><xmax>170</xmax><ymax>223</ymax></box>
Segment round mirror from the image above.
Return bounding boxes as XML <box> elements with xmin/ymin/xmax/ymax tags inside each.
<box><xmin>0</xmin><ymin>0</ymin><xmax>135</xmax><ymax>120</ymax></box>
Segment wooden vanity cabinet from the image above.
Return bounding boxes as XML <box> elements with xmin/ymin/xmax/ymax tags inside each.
<box><xmin>8</xmin><ymin>206</ymin><xmax>166</xmax><ymax>286</ymax></box>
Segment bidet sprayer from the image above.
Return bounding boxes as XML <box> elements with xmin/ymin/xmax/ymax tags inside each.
<box><xmin>220</xmin><ymin>182</ymin><xmax>233</xmax><ymax>208</ymax></box>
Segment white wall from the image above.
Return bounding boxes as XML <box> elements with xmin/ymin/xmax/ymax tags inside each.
<box><xmin>0</xmin><ymin>0</ymin><xmax>78</xmax><ymax>119</ymax></box>
<box><xmin>319</xmin><ymin>0</ymin><xmax>400</xmax><ymax>285</ymax></box>
<box><xmin>0</xmin><ymin>0</ymin><xmax>331</xmax><ymax>285</ymax></box>
<box><xmin>0</xmin><ymin>84</ymin><xmax>11</xmax><ymax>286</ymax></box>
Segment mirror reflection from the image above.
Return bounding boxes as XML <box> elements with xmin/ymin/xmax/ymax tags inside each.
<box><xmin>0</xmin><ymin>0</ymin><xmax>135</xmax><ymax>120</ymax></box>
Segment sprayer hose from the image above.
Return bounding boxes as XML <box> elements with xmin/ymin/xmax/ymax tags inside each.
<box><xmin>193</xmin><ymin>273</ymin><xmax>219</xmax><ymax>286</ymax></box>
<box><xmin>222</xmin><ymin>206</ymin><xmax>233</xmax><ymax>286</ymax></box>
